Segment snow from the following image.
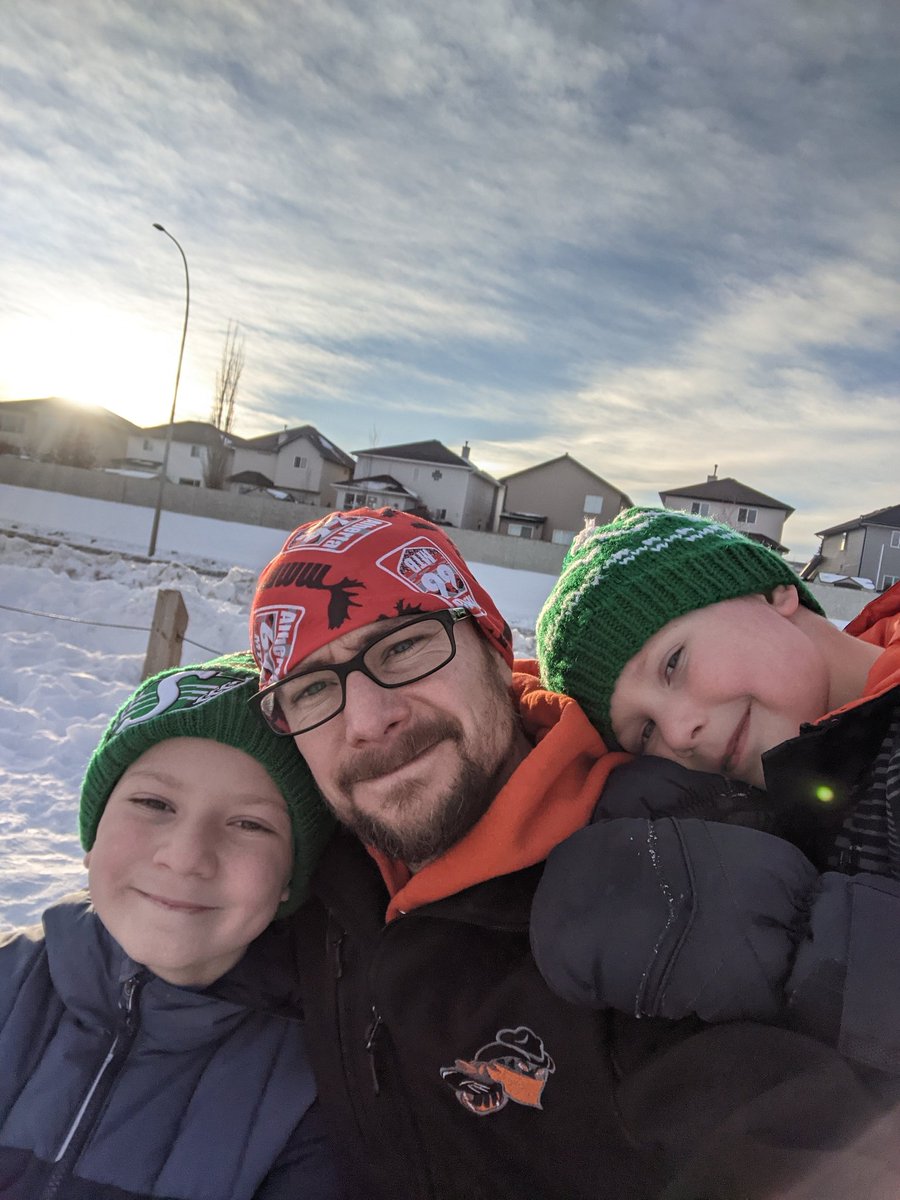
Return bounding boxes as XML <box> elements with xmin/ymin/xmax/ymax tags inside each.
<box><xmin>0</xmin><ymin>486</ymin><xmax>556</xmax><ymax>931</ymax></box>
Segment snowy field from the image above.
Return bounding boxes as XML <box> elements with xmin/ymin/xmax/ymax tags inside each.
<box><xmin>0</xmin><ymin>484</ymin><xmax>556</xmax><ymax>930</ymax></box>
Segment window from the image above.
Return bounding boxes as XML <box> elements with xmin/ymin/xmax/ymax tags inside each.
<box><xmin>891</xmin><ymin>531</ymin><xmax>900</xmax><ymax>549</ymax></box>
<box><xmin>190</xmin><ymin>445</ymin><xmax>201</xmax><ymax>458</ymax></box>
<box><xmin>507</xmin><ymin>523</ymin><xmax>533</xmax><ymax>539</ymax></box>
<box><xmin>433</xmin><ymin>508</ymin><xmax>447</xmax><ymax>521</ymax></box>
<box><xmin>178</xmin><ymin>477</ymin><xmax>201</xmax><ymax>487</ymax></box>
<box><xmin>882</xmin><ymin>575</ymin><xmax>899</xmax><ymax>590</ymax></box>
<box><xmin>690</xmin><ymin>502</ymin><xmax>710</xmax><ymax>517</ymax></box>
<box><xmin>737</xmin><ymin>507</ymin><xmax>757</xmax><ymax>525</ymax></box>
<box><xmin>584</xmin><ymin>495</ymin><xmax>604</xmax><ymax>516</ymax></box>
<box><xmin>552</xmin><ymin>529</ymin><xmax>575</xmax><ymax>545</ymax></box>
<box><xmin>0</xmin><ymin>414</ymin><xmax>25</xmax><ymax>433</ymax></box>
<box><xmin>142</xmin><ymin>438</ymin><xmax>154</xmax><ymax>451</ymax></box>
<box><xmin>293</xmin><ymin>455</ymin><xmax>307</xmax><ymax>469</ymax></box>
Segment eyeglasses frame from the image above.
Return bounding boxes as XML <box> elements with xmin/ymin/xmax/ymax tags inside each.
<box><xmin>251</xmin><ymin>606</ymin><xmax>473</xmax><ymax>737</ymax></box>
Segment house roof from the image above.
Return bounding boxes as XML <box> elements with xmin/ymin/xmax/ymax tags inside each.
<box><xmin>5</xmin><ymin>396</ymin><xmax>141</xmax><ymax>434</ymax></box>
<box><xmin>500</xmin><ymin>453</ymin><xmax>632</xmax><ymax>504</ymax></box>
<box><xmin>138</xmin><ymin>420</ymin><xmax>243</xmax><ymax>446</ymax></box>
<box><xmin>242</xmin><ymin>424</ymin><xmax>354</xmax><ymax>468</ymax></box>
<box><xmin>353</xmin><ymin>439</ymin><xmax>472</xmax><ymax>468</ymax></box>
<box><xmin>816</xmin><ymin>503</ymin><xmax>900</xmax><ymax>538</ymax></box>
<box><xmin>660</xmin><ymin>476</ymin><xmax>793</xmax><ymax>515</ymax></box>
<box><xmin>336</xmin><ymin>474</ymin><xmax>419</xmax><ymax>500</ymax></box>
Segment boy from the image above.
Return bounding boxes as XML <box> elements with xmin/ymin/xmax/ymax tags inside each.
<box><xmin>531</xmin><ymin>507</ymin><xmax>900</xmax><ymax>1073</ymax></box>
<box><xmin>0</xmin><ymin>653</ymin><xmax>351</xmax><ymax>1199</ymax></box>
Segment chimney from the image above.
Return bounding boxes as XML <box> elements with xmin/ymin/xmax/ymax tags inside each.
<box><xmin>707</xmin><ymin>463</ymin><xmax>718</xmax><ymax>483</ymax></box>
<box><xmin>461</xmin><ymin>441</ymin><xmax>471</xmax><ymax>461</ymax></box>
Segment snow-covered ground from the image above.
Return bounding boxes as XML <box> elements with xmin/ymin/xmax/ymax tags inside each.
<box><xmin>0</xmin><ymin>485</ymin><xmax>557</xmax><ymax>931</ymax></box>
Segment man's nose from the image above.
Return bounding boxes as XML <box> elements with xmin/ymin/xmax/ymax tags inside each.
<box><xmin>341</xmin><ymin>669</ymin><xmax>411</xmax><ymax>744</ymax></box>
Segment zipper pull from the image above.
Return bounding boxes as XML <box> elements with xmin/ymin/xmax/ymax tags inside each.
<box><xmin>330</xmin><ymin>930</ymin><xmax>345</xmax><ymax>980</ymax></box>
<box><xmin>120</xmin><ymin>973</ymin><xmax>144</xmax><ymax>1033</ymax></box>
<box><xmin>364</xmin><ymin>1007</ymin><xmax>383</xmax><ymax>1095</ymax></box>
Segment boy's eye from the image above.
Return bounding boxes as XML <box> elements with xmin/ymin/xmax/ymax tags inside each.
<box><xmin>129</xmin><ymin>795</ymin><xmax>171</xmax><ymax>813</ymax></box>
<box><xmin>639</xmin><ymin>720</ymin><xmax>655</xmax><ymax>750</ymax></box>
<box><xmin>232</xmin><ymin>818</ymin><xmax>271</xmax><ymax>834</ymax></box>
<box><xmin>664</xmin><ymin>648</ymin><xmax>681</xmax><ymax>678</ymax></box>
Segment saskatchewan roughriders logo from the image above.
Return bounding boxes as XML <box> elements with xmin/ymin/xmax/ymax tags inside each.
<box><xmin>109</xmin><ymin>669</ymin><xmax>251</xmax><ymax>737</ymax></box>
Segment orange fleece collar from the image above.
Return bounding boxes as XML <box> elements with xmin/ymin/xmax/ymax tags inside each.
<box><xmin>369</xmin><ymin>660</ymin><xmax>629</xmax><ymax>921</ymax></box>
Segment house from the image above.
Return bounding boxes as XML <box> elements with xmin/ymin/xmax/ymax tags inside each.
<box><xmin>333</xmin><ymin>474</ymin><xmax>420</xmax><ymax>513</ymax></box>
<box><xmin>807</xmin><ymin>504</ymin><xmax>900</xmax><ymax>591</ymax></box>
<box><xmin>499</xmin><ymin>454</ymin><xmax>632</xmax><ymax>544</ymax></box>
<box><xmin>659</xmin><ymin>471</ymin><xmax>793</xmax><ymax>553</ymax></box>
<box><xmin>350</xmin><ymin>440</ymin><xmax>504</xmax><ymax>531</ymax></box>
<box><xmin>230</xmin><ymin>425</ymin><xmax>354</xmax><ymax>505</ymax></box>
<box><xmin>127</xmin><ymin>420</ymin><xmax>230</xmax><ymax>486</ymax></box>
<box><xmin>0</xmin><ymin>397</ymin><xmax>139</xmax><ymax>467</ymax></box>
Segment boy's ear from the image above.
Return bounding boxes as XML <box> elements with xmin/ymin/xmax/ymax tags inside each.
<box><xmin>767</xmin><ymin>583</ymin><xmax>800</xmax><ymax>617</ymax></box>
<box><xmin>82</xmin><ymin>851</ymin><xmax>91</xmax><ymax>868</ymax></box>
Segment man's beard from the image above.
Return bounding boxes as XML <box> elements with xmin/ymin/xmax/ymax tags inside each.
<box><xmin>328</xmin><ymin>651</ymin><xmax>521</xmax><ymax>866</ymax></box>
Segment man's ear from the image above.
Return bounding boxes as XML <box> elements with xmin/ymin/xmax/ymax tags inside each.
<box><xmin>767</xmin><ymin>583</ymin><xmax>800</xmax><ymax>617</ymax></box>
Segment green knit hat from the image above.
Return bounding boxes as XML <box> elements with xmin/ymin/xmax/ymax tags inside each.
<box><xmin>79</xmin><ymin>652</ymin><xmax>335</xmax><ymax>916</ymax></box>
<box><xmin>536</xmin><ymin>507</ymin><xmax>824</xmax><ymax>747</ymax></box>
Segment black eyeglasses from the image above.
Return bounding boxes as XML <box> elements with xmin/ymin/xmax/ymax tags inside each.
<box><xmin>252</xmin><ymin>608</ymin><xmax>472</xmax><ymax>736</ymax></box>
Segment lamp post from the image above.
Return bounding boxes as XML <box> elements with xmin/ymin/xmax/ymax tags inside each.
<box><xmin>147</xmin><ymin>223</ymin><xmax>190</xmax><ymax>557</ymax></box>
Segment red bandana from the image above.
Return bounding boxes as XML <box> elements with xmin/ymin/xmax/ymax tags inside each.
<box><xmin>250</xmin><ymin>508</ymin><xmax>514</xmax><ymax>685</ymax></box>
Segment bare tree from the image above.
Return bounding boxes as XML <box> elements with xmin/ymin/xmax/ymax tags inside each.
<box><xmin>204</xmin><ymin>320</ymin><xmax>245</xmax><ymax>489</ymax></box>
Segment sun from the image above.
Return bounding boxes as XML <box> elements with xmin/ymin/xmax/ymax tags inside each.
<box><xmin>0</xmin><ymin>303</ymin><xmax>209</xmax><ymax>428</ymax></box>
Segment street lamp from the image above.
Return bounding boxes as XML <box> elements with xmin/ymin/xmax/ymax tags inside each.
<box><xmin>147</xmin><ymin>222</ymin><xmax>190</xmax><ymax>557</ymax></box>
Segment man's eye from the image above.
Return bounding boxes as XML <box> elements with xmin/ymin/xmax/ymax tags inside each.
<box><xmin>664</xmin><ymin>648</ymin><xmax>681</xmax><ymax>678</ymax></box>
<box><xmin>286</xmin><ymin>677</ymin><xmax>332</xmax><ymax>704</ymax></box>
<box><xmin>385</xmin><ymin>635</ymin><xmax>422</xmax><ymax>657</ymax></box>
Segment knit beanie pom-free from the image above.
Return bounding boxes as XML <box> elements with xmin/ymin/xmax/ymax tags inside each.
<box><xmin>536</xmin><ymin>507</ymin><xmax>823</xmax><ymax>747</ymax></box>
<box><xmin>79</xmin><ymin>652</ymin><xmax>335</xmax><ymax>916</ymax></box>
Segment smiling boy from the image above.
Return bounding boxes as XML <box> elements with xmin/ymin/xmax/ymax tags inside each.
<box><xmin>0</xmin><ymin>654</ymin><xmax>349</xmax><ymax>1200</ymax></box>
<box><xmin>531</xmin><ymin>507</ymin><xmax>900</xmax><ymax>1073</ymax></box>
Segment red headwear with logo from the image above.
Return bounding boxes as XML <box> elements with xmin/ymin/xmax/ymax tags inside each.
<box><xmin>250</xmin><ymin>508</ymin><xmax>514</xmax><ymax>686</ymax></box>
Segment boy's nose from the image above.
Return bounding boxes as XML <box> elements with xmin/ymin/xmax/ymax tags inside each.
<box><xmin>341</xmin><ymin>670</ymin><xmax>411</xmax><ymax>746</ymax></box>
<box><xmin>659</xmin><ymin>702</ymin><xmax>706</xmax><ymax>757</ymax></box>
<box><xmin>153</xmin><ymin>825</ymin><xmax>217</xmax><ymax>877</ymax></box>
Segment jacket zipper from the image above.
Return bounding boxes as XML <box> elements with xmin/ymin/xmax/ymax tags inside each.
<box><xmin>39</xmin><ymin>972</ymin><xmax>145</xmax><ymax>1200</ymax></box>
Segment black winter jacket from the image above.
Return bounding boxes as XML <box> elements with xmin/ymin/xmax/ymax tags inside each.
<box><xmin>289</xmin><ymin>829</ymin><xmax>900</xmax><ymax>1200</ymax></box>
<box><xmin>0</xmin><ymin>897</ymin><xmax>351</xmax><ymax>1200</ymax></box>
<box><xmin>531</xmin><ymin>686</ymin><xmax>900</xmax><ymax>1076</ymax></box>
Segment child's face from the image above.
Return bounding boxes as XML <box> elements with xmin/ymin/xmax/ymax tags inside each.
<box><xmin>85</xmin><ymin>737</ymin><xmax>293</xmax><ymax>987</ymax></box>
<box><xmin>608</xmin><ymin>587</ymin><xmax>831</xmax><ymax>788</ymax></box>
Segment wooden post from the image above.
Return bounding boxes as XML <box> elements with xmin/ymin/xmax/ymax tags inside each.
<box><xmin>141</xmin><ymin>589</ymin><xmax>189</xmax><ymax>679</ymax></box>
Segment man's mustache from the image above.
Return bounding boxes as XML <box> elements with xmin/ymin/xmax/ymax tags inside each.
<box><xmin>337</xmin><ymin>717</ymin><xmax>461</xmax><ymax>789</ymax></box>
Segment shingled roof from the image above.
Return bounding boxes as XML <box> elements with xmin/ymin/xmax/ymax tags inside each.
<box><xmin>353</xmin><ymin>439</ymin><xmax>471</xmax><ymax>468</ymax></box>
<box><xmin>241</xmin><ymin>424</ymin><xmax>354</xmax><ymax>468</ymax></box>
<box><xmin>816</xmin><ymin>503</ymin><xmax>900</xmax><ymax>538</ymax></box>
<box><xmin>660</xmin><ymin>476</ymin><xmax>793</xmax><ymax>515</ymax></box>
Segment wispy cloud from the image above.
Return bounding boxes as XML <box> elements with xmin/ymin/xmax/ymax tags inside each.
<box><xmin>1</xmin><ymin>0</ymin><xmax>897</xmax><ymax>555</ymax></box>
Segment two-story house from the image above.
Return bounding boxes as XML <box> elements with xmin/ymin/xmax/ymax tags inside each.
<box><xmin>230</xmin><ymin>425</ymin><xmax>354</xmax><ymax>505</ymax></box>
<box><xmin>809</xmin><ymin>505</ymin><xmax>900</xmax><ymax>591</ymax></box>
<box><xmin>0</xmin><ymin>397</ymin><xmax>139</xmax><ymax>467</ymax></box>
<box><xmin>499</xmin><ymin>454</ymin><xmax>632</xmax><ymax>544</ymax></box>
<box><xmin>344</xmin><ymin>440</ymin><xmax>504</xmax><ymax>531</ymax></box>
<box><xmin>659</xmin><ymin>471</ymin><xmax>793</xmax><ymax>553</ymax></box>
<box><xmin>127</xmin><ymin>421</ymin><xmax>229</xmax><ymax>486</ymax></box>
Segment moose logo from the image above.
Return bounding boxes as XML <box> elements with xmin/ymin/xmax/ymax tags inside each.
<box><xmin>440</xmin><ymin>1026</ymin><xmax>555</xmax><ymax>1116</ymax></box>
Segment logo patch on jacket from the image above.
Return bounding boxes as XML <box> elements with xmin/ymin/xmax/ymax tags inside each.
<box><xmin>440</xmin><ymin>1026</ymin><xmax>555</xmax><ymax>1116</ymax></box>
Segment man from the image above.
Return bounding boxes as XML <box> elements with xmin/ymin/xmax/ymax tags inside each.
<box><xmin>249</xmin><ymin>507</ymin><xmax>900</xmax><ymax>1200</ymax></box>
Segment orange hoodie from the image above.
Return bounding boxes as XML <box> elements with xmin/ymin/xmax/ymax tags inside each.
<box><xmin>371</xmin><ymin>661</ymin><xmax>630</xmax><ymax>921</ymax></box>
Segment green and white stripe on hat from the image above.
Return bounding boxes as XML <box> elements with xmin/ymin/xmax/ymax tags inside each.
<box><xmin>536</xmin><ymin>507</ymin><xmax>823</xmax><ymax>747</ymax></box>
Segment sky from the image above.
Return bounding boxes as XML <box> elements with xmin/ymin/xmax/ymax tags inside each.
<box><xmin>0</xmin><ymin>487</ymin><xmax>551</xmax><ymax>930</ymax></box>
<box><xmin>1</xmin><ymin>0</ymin><xmax>898</xmax><ymax>561</ymax></box>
